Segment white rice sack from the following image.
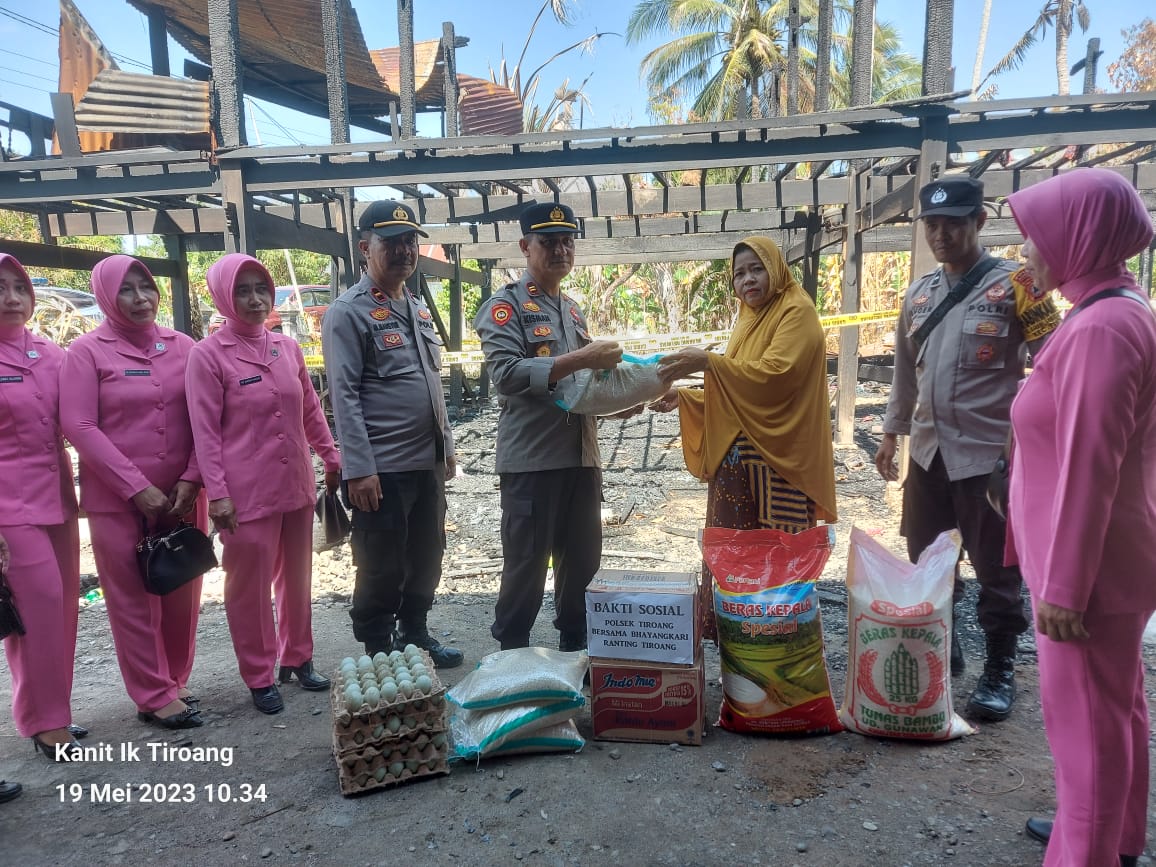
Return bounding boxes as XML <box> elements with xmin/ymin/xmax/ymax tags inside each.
<box><xmin>554</xmin><ymin>354</ymin><xmax>667</xmax><ymax>416</ymax></box>
<box><xmin>839</xmin><ymin>527</ymin><xmax>976</xmax><ymax>741</ymax></box>
<box><xmin>447</xmin><ymin>648</ymin><xmax>588</xmax><ymax>710</ymax></box>
<box><xmin>490</xmin><ymin>719</ymin><xmax>585</xmax><ymax>756</ymax></box>
<box><xmin>449</xmin><ymin>698</ymin><xmax>585</xmax><ymax>760</ymax></box>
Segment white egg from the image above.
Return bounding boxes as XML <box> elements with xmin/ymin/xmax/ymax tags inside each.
<box><xmin>381</xmin><ymin>682</ymin><xmax>399</xmax><ymax>702</ymax></box>
<box><xmin>399</xmin><ymin>680</ymin><xmax>415</xmax><ymax>698</ymax></box>
<box><xmin>364</xmin><ymin>686</ymin><xmax>381</xmax><ymax>707</ymax></box>
<box><xmin>415</xmin><ymin>674</ymin><xmax>433</xmax><ymax>694</ymax></box>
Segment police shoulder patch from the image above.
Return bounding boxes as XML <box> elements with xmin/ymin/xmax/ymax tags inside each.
<box><xmin>491</xmin><ymin>302</ymin><xmax>514</xmax><ymax>325</ymax></box>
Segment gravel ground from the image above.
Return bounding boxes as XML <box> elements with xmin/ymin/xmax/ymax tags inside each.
<box><xmin>1</xmin><ymin>384</ymin><xmax>1154</xmax><ymax>866</ymax></box>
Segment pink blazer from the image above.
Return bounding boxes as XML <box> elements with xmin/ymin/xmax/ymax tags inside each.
<box><xmin>60</xmin><ymin>323</ymin><xmax>200</xmax><ymax>514</ymax></box>
<box><xmin>185</xmin><ymin>329</ymin><xmax>339</xmax><ymax>522</ymax></box>
<box><xmin>0</xmin><ymin>332</ymin><xmax>77</xmax><ymax>526</ymax></box>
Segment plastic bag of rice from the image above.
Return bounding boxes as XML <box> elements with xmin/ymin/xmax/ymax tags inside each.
<box><xmin>447</xmin><ymin>648</ymin><xmax>587</xmax><ymax>710</ymax></box>
<box><xmin>839</xmin><ymin>527</ymin><xmax>975</xmax><ymax>740</ymax></box>
<box><xmin>448</xmin><ymin>699</ymin><xmax>585</xmax><ymax>760</ymax></box>
<box><xmin>701</xmin><ymin>524</ymin><xmax>842</xmax><ymax>735</ymax></box>
<box><xmin>554</xmin><ymin>354</ymin><xmax>667</xmax><ymax>416</ymax></box>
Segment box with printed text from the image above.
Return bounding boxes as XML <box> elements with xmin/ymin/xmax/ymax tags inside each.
<box><xmin>589</xmin><ymin>652</ymin><xmax>706</xmax><ymax>746</ymax></box>
<box><xmin>585</xmin><ymin>569</ymin><xmax>699</xmax><ymax>665</ymax></box>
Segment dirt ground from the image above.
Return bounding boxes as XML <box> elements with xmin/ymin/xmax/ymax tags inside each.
<box><xmin>2</xmin><ymin>387</ymin><xmax>1154</xmax><ymax>866</ymax></box>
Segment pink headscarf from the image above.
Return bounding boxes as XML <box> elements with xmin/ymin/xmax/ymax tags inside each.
<box><xmin>0</xmin><ymin>252</ymin><xmax>34</xmax><ymax>343</ymax></box>
<box><xmin>205</xmin><ymin>253</ymin><xmax>274</xmax><ymax>339</ymax></box>
<box><xmin>1008</xmin><ymin>168</ymin><xmax>1154</xmax><ymax>306</ymax></box>
<box><xmin>90</xmin><ymin>254</ymin><xmax>159</xmax><ymax>346</ymax></box>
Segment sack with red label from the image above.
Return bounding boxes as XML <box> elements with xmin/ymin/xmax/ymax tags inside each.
<box><xmin>701</xmin><ymin>525</ymin><xmax>842</xmax><ymax>735</ymax></box>
<box><xmin>839</xmin><ymin>527</ymin><xmax>975</xmax><ymax>740</ymax></box>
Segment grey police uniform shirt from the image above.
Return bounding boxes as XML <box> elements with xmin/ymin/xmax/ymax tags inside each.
<box><xmin>322</xmin><ymin>274</ymin><xmax>453</xmax><ymax>479</ymax></box>
<box><xmin>473</xmin><ymin>273</ymin><xmax>600</xmax><ymax>474</ymax></box>
<box><xmin>882</xmin><ymin>254</ymin><xmax>1040</xmax><ymax>482</ymax></box>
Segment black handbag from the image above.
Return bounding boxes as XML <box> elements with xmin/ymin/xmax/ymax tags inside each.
<box><xmin>313</xmin><ymin>490</ymin><xmax>351</xmax><ymax>552</ymax></box>
<box><xmin>136</xmin><ymin>520</ymin><xmax>218</xmax><ymax>596</ymax></box>
<box><xmin>0</xmin><ymin>570</ymin><xmax>26</xmax><ymax>639</ymax></box>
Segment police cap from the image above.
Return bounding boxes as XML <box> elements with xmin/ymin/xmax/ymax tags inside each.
<box><xmin>519</xmin><ymin>202</ymin><xmax>579</xmax><ymax>236</ymax></box>
<box><xmin>358</xmin><ymin>199</ymin><xmax>429</xmax><ymax>238</ymax></box>
<box><xmin>917</xmin><ymin>176</ymin><xmax>985</xmax><ymax>219</ymax></box>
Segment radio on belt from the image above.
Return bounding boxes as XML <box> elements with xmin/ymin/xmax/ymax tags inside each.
<box><xmin>585</xmin><ymin>569</ymin><xmax>699</xmax><ymax>665</ymax></box>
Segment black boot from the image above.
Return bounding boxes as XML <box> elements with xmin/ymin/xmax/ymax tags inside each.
<box><xmin>395</xmin><ymin>618</ymin><xmax>464</xmax><ymax>669</ymax></box>
<box><xmin>559</xmin><ymin>631</ymin><xmax>588</xmax><ymax>653</ymax></box>
<box><xmin>967</xmin><ymin>633</ymin><xmax>1017</xmax><ymax>721</ymax></box>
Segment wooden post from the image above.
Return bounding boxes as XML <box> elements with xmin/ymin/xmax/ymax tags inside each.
<box><xmin>836</xmin><ymin>170</ymin><xmax>865</xmax><ymax>445</ymax></box>
<box><xmin>321</xmin><ymin>0</ymin><xmax>350</xmax><ymax>144</ymax></box>
<box><xmin>921</xmin><ymin>0</ymin><xmax>955</xmax><ymax>96</ymax></box>
<box><xmin>220</xmin><ymin>162</ymin><xmax>254</xmax><ymax>254</ymax></box>
<box><xmin>442</xmin><ymin>22</ymin><xmax>460</xmax><ymax>137</ymax></box>
<box><xmin>397</xmin><ymin>0</ymin><xmax>416</xmax><ymax>139</ymax></box>
<box><xmin>850</xmin><ymin>0</ymin><xmax>875</xmax><ymax>108</ymax></box>
<box><xmin>1082</xmin><ymin>37</ymin><xmax>1101</xmax><ymax>94</ymax></box>
<box><xmin>787</xmin><ymin>1</ymin><xmax>801</xmax><ymax>116</ymax></box>
<box><xmin>50</xmin><ymin>93</ymin><xmax>82</xmax><ymax>157</ymax></box>
<box><xmin>166</xmin><ymin>235</ymin><xmax>196</xmax><ymax>336</ymax></box>
<box><xmin>208</xmin><ymin>0</ymin><xmax>245</xmax><ymax>147</ymax></box>
<box><xmin>449</xmin><ymin>248</ymin><xmax>464</xmax><ymax>408</ymax></box>
<box><xmin>147</xmin><ymin>6</ymin><xmax>170</xmax><ymax>77</ymax></box>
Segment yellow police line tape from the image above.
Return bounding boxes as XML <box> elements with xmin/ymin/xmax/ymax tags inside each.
<box><xmin>302</xmin><ymin>308</ymin><xmax>901</xmax><ymax>369</ymax></box>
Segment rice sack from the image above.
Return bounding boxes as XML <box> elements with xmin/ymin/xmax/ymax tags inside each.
<box><xmin>839</xmin><ymin>527</ymin><xmax>975</xmax><ymax>741</ymax></box>
<box><xmin>702</xmin><ymin>525</ymin><xmax>841</xmax><ymax>735</ymax></box>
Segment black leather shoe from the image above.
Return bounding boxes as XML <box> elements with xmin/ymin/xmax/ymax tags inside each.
<box><xmin>0</xmin><ymin>781</ymin><xmax>21</xmax><ymax>804</ymax></box>
<box><xmin>395</xmin><ymin>628</ymin><xmax>464</xmax><ymax>669</ymax></box>
<box><xmin>967</xmin><ymin>665</ymin><xmax>1016</xmax><ymax>720</ymax></box>
<box><xmin>1121</xmin><ymin>857</ymin><xmax>1138</xmax><ymax>867</ymax></box>
<box><xmin>137</xmin><ymin>706</ymin><xmax>203</xmax><ymax>729</ymax></box>
<box><xmin>249</xmin><ymin>685</ymin><xmax>284</xmax><ymax>715</ymax></box>
<box><xmin>67</xmin><ymin>723</ymin><xmax>89</xmax><ymax>739</ymax></box>
<box><xmin>1025</xmin><ymin>817</ymin><xmax>1052</xmax><ymax>844</ymax></box>
<box><xmin>278</xmin><ymin>660</ymin><xmax>330</xmax><ymax>691</ymax></box>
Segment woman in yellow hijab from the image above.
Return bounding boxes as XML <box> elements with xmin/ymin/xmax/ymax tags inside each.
<box><xmin>654</xmin><ymin>236</ymin><xmax>837</xmax><ymax>641</ymax></box>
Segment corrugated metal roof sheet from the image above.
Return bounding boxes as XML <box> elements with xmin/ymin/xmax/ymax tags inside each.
<box><xmin>457</xmin><ymin>76</ymin><xmax>523</xmax><ymax>137</ymax></box>
<box><xmin>126</xmin><ymin>0</ymin><xmax>399</xmax><ymax>116</ymax></box>
<box><xmin>370</xmin><ymin>40</ymin><xmax>444</xmax><ymax>106</ymax></box>
<box><xmin>75</xmin><ymin>70</ymin><xmax>210</xmax><ymax>135</ymax></box>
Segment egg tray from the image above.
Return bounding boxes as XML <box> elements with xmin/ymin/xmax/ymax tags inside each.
<box><xmin>332</xmin><ymin>713</ymin><xmax>448</xmax><ymax>757</ymax></box>
<box><xmin>335</xmin><ymin>740</ymin><xmax>450</xmax><ymax>796</ymax></box>
<box><xmin>331</xmin><ymin>649</ymin><xmax>446</xmax><ymax>716</ymax></box>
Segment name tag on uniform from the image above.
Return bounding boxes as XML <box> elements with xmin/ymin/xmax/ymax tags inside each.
<box><xmin>124</xmin><ymin>369</ymin><xmax>151</xmax><ymax>377</ymax></box>
<box><xmin>239</xmin><ymin>375</ymin><xmax>263</xmax><ymax>386</ymax></box>
<box><xmin>0</xmin><ymin>375</ymin><xmax>23</xmax><ymax>383</ymax></box>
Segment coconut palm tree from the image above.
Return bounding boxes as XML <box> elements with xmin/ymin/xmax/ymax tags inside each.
<box><xmin>626</xmin><ymin>0</ymin><xmax>921</xmax><ymax>121</ymax></box>
<box><xmin>981</xmin><ymin>0</ymin><xmax>1091</xmax><ymax>95</ymax></box>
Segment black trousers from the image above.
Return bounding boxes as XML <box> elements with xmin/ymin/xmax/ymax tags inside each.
<box><xmin>491</xmin><ymin>467</ymin><xmax>602</xmax><ymax>648</ymax></box>
<box><xmin>345</xmin><ymin>470</ymin><xmax>446</xmax><ymax>651</ymax></box>
<box><xmin>901</xmin><ymin>450</ymin><xmax>1029</xmax><ymax>637</ymax></box>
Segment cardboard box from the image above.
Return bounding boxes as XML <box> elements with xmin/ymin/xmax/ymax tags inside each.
<box><xmin>585</xmin><ymin>569</ymin><xmax>699</xmax><ymax>665</ymax></box>
<box><xmin>589</xmin><ymin>653</ymin><xmax>706</xmax><ymax>746</ymax></box>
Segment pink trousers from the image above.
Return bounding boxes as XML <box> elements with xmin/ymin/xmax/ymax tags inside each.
<box><xmin>1</xmin><ymin>520</ymin><xmax>79</xmax><ymax>737</ymax></box>
<box><xmin>221</xmin><ymin>505</ymin><xmax>315</xmax><ymax>688</ymax></box>
<box><xmin>88</xmin><ymin>505</ymin><xmax>205</xmax><ymax>713</ymax></box>
<box><xmin>1037</xmin><ymin>607</ymin><xmax>1151</xmax><ymax>866</ymax></box>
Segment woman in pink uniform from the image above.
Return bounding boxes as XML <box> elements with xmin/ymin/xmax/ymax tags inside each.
<box><xmin>61</xmin><ymin>255</ymin><xmax>205</xmax><ymax>730</ymax></box>
<box><xmin>0</xmin><ymin>253</ymin><xmax>83</xmax><ymax>759</ymax></box>
<box><xmin>187</xmin><ymin>253</ymin><xmax>340</xmax><ymax>715</ymax></box>
<box><xmin>1006</xmin><ymin>168</ymin><xmax>1156</xmax><ymax>867</ymax></box>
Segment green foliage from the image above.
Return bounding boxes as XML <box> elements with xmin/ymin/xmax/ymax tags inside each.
<box><xmin>0</xmin><ymin>208</ymin><xmax>124</xmax><ymax>291</ymax></box>
<box><xmin>630</xmin><ymin>0</ymin><xmax>922</xmax><ymax>121</ymax></box>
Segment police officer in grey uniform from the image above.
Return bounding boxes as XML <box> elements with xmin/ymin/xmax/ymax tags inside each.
<box><xmin>875</xmin><ymin>176</ymin><xmax>1059</xmax><ymax>721</ymax></box>
<box><xmin>322</xmin><ymin>199</ymin><xmax>463</xmax><ymax>668</ymax></box>
<box><xmin>474</xmin><ymin>203</ymin><xmax>624</xmax><ymax>651</ymax></box>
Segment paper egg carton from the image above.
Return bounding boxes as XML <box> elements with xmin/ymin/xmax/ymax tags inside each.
<box><xmin>332</xmin><ymin>711</ymin><xmax>448</xmax><ymax>757</ymax></box>
<box><xmin>336</xmin><ymin>739</ymin><xmax>450</xmax><ymax>796</ymax></box>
